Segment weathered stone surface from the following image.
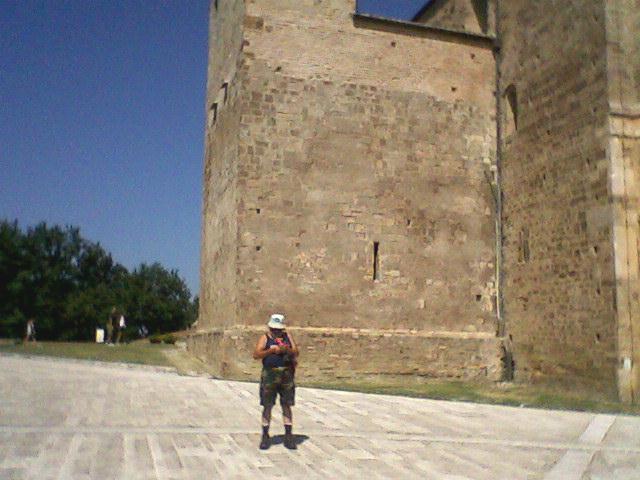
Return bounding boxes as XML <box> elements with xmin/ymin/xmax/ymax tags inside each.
<box><xmin>499</xmin><ymin>0</ymin><xmax>640</xmax><ymax>401</ymax></box>
<box><xmin>198</xmin><ymin>0</ymin><xmax>500</xmax><ymax>384</ymax></box>
<box><xmin>198</xmin><ymin>0</ymin><xmax>640</xmax><ymax>402</ymax></box>
<box><xmin>414</xmin><ymin>0</ymin><xmax>496</xmax><ymax>37</ymax></box>
<box><xmin>188</xmin><ymin>326</ymin><xmax>503</xmax><ymax>381</ymax></box>
<box><xmin>603</xmin><ymin>0</ymin><xmax>640</xmax><ymax>403</ymax></box>
<box><xmin>199</xmin><ymin>0</ymin><xmax>245</xmax><ymax>330</ymax></box>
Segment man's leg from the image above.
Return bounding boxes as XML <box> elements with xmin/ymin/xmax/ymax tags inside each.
<box><xmin>260</xmin><ymin>404</ymin><xmax>273</xmax><ymax>449</ymax></box>
<box><xmin>282</xmin><ymin>405</ymin><xmax>292</xmax><ymax>426</ymax></box>
<box><xmin>282</xmin><ymin>404</ymin><xmax>296</xmax><ymax>449</ymax></box>
<box><xmin>258</xmin><ymin>402</ymin><xmax>274</xmax><ymax>450</ymax></box>
<box><xmin>262</xmin><ymin>405</ymin><xmax>273</xmax><ymax>428</ymax></box>
<box><xmin>259</xmin><ymin>369</ymin><xmax>276</xmax><ymax>449</ymax></box>
<box><xmin>281</xmin><ymin>370</ymin><xmax>296</xmax><ymax>450</ymax></box>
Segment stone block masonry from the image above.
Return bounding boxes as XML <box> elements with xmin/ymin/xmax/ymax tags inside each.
<box><xmin>187</xmin><ymin>326</ymin><xmax>503</xmax><ymax>381</ymax></box>
<box><xmin>499</xmin><ymin>0</ymin><xmax>616</xmax><ymax>394</ymax></box>
<box><xmin>195</xmin><ymin>0</ymin><xmax>500</xmax><ymax>385</ymax></box>
<box><xmin>236</xmin><ymin>71</ymin><xmax>496</xmax><ymax>334</ymax></box>
<box><xmin>194</xmin><ymin>0</ymin><xmax>640</xmax><ymax>402</ymax></box>
<box><xmin>199</xmin><ymin>0</ymin><xmax>245</xmax><ymax>330</ymax></box>
<box><xmin>499</xmin><ymin>0</ymin><xmax>640</xmax><ymax>402</ymax></box>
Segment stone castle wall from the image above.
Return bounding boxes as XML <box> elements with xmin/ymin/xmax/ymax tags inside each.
<box><xmin>237</xmin><ymin>1</ymin><xmax>497</xmax><ymax>333</ymax></box>
<box><xmin>604</xmin><ymin>0</ymin><xmax>640</xmax><ymax>402</ymax></box>
<box><xmin>188</xmin><ymin>326</ymin><xmax>502</xmax><ymax>382</ymax></box>
<box><xmin>199</xmin><ymin>1</ymin><xmax>245</xmax><ymax>330</ymax></box>
<box><xmin>194</xmin><ymin>0</ymin><xmax>640</xmax><ymax>401</ymax></box>
<box><xmin>498</xmin><ymin>1</ymin><xmax>618</xmax><ymax>395</ymax></box>
<box><xmin>414</xmin><ymin>0</ymin><xmax>495</xmax><ymax>36</ymax></box>
<box><xmin>193</xmin><ymin>0</ymin><xmax>504</xmax><ymax>382</ymax></box>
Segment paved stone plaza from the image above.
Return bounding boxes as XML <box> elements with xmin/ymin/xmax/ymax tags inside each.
<box><xmin>1</xmin><ymin>354</ymin><xmax>639</xmax><ymax>479</ymax></box>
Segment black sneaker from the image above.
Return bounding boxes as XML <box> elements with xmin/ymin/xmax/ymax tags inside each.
<box><xmin>259</xmin><ymin>433</ymin><xmax>270</xmax><ymax>450</ymax></box>
<box><xmin>284</xmin><ymin>433</ymin><xmax>297</xmax><ymax>450</ymax></box>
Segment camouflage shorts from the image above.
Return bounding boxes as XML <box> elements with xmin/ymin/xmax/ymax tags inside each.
<box><xmin>260</xmin><ymin>367</ymin><xmax>295</xmax><ymax>407</ymax></box>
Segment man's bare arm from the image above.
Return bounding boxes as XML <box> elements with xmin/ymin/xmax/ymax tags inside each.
<box><xmin>286</xmin><ymin>332</ymin><xmax>299</xmax><ymax>357</ymax></box>
<box><xmin>253</xmin><ymin>334</ymin><xmax>279</xmax><ymax>360</ymax></box>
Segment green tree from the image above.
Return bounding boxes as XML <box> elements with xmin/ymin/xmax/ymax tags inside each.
<box><xmin>0</xmin><ymin>220</ymin><xmax>195</xmax><ymax>341</ymax></box>
<box><xmin>19</xmin><ymin>223</ymin><xmax>83</xmax><ymax>338</ymax></box>
<box><xmin>121</xmin><ymin>263</ymin><xmax>195</xmax><ymax>335</ymax></box>
<box><xmin>0</xmin><ymin>221</ymin><xmax>26</xmax><ymax>337</ymax></box>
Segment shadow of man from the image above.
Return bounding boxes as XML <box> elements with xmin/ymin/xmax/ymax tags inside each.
<box><xmin>266</xmin><ymin>434</ymin><xmax>310</xmax><ymax>449</ymax></box>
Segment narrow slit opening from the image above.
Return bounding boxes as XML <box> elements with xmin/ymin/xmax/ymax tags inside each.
<box><xmin>504</xmin><ymin>84</ymin><xmax>518</xmax><ymax>136</ymax></box>
<box><xmin>221</xmin><ymin>82</ymin><xmax>229</xmax><ymax>103</ymax></box>
<box><xmin>373</xmin><ymin>241</ymin><xmax>380</xmax><ymax>281</ymax></box>
<box><xmin>208</xmin><ymin>103</ymin><xmax>218</xmax><ymax>127</ymax></box>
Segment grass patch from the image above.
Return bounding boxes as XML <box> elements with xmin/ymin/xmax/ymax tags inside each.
<box><xmin>0</xmin><ymin>340</ymin><xmax>174</xmax><ymax>367</ymax></box>
<box><xmin>149</xmin><ymin>333</ymin><xmax>178</xmax><ymax>344</ymax></box>
<box><xmin>3</xmin><ymin>340</ymin><xmax>637</xmax><ymax>415</ymax></box>
<box><xmin>300</xmin><ymin>378</ymin><xmax>640</xmax><ymax>416</ymax></box>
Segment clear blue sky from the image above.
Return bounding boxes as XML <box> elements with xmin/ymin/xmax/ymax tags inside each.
<box><xmin>1</xmin><ymin>1</ymin><xmax>425</xmax><ymax>298</ymax></box>
<box><xmin>357</xmin><ymin>0</ymin><xmax>431</xmax><ymax>20</ymax></box>
<box><xmin>1</xmin><ymin>1</ymin><xmax>210</xmax><ymax>296</ymax></box>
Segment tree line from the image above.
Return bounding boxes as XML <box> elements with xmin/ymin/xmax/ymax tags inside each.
<box><xmin>0</xmin><ymin>220</ymin><xmax>197</xmax><ymax>341</ymax></box>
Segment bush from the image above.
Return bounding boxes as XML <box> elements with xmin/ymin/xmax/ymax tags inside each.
<box><xmin>149</xmin><ymin>333</ymin><xmax>177</xmax><ymax>344</ymax></box>
<box><xmin>162</xmin><ymin>334</ymin><xmax>177</xmax><ymax>344</ymax></box>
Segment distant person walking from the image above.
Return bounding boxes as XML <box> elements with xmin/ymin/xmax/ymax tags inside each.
<box><xmin>115</xmin><ymin>313</ymin><xmax>126</xmax><ymax>344</ymax></box>
<box><xmin>138</xmin><ymin>324</ymin><xmax>149</xmax><ymax>339</ymax></box>
<box><xmin>24</xmin><ymin>318</ymin><xmax>36</xmax><ymax>343</ymax></box>
<box><xmin>106</xmin><ymin>307</ymin><xmax>117</xmax><ymax>345</ymax></box>
<box><xmin>253</xmin><ymin>314</ymin><xmax>299</xmax><ymax>450</ymax></box>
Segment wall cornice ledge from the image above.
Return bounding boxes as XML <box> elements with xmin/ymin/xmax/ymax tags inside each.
<box><xmin>352</xmin><ymin>13</ymin><xmax>496</xmax><ymax>50</ymax></box>
<box><xmin>190</xmin><ymin>325</ymin><xmax>498</xmax><ymax>341</ymax></box>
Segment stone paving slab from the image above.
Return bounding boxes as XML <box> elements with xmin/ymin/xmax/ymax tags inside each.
<box><xmin>1</xmin><ymin>354</ymin><xmax>639</xmax><ymax>479</ymax></box>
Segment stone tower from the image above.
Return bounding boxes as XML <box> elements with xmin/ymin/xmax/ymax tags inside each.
<box><xmin>498</xmin><ymin>1</ymin><xmax>640</xmax><ymax>402</ymax></box>
<box><xmin>191</xmin><ymin>0</ymin><xmax>640</xmax><ymax>402</ymax></box>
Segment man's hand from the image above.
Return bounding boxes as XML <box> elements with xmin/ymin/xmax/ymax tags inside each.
<box><xmin>269</xmin><ymin>345</ymin><xmax>281</xmax><ymax>354</ymax></box>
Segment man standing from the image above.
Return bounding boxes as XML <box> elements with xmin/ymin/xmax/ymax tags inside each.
<box><xmin>115</xmin><ymin>312</ymin><xmax>126</xmax><ymax>344</ymax></box>
<box><xmin>106</xmin><ymin>307</ymin><xmax>117</xmax><ymax>345</ymax></box>
<box><xmin>24</xmin><ymin>318</ymin><xmax>36</xmax><ymax>343</ymax></box>
<box><xmin>253</xmin><ymin>314</ymin><xmax>299</xmax><ymax>450</ymax></box>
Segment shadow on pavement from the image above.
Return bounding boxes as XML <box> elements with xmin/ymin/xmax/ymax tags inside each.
<box><xmin>269</xmin><ymin>434</ymin><xmax>310</xmax><ymax>447</ymax></box>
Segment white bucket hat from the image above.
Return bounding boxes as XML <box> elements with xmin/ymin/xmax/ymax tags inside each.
<box><xmin>267</xmin><ymin>314</ymin><xmax>286</xmax><ymax>329</ymax></box>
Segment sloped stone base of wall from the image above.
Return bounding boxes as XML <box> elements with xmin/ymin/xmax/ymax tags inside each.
<box><xmin>186</xmin><ymin>326</ymin><xmax>505</xmax><ymax>382</ymax></box>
